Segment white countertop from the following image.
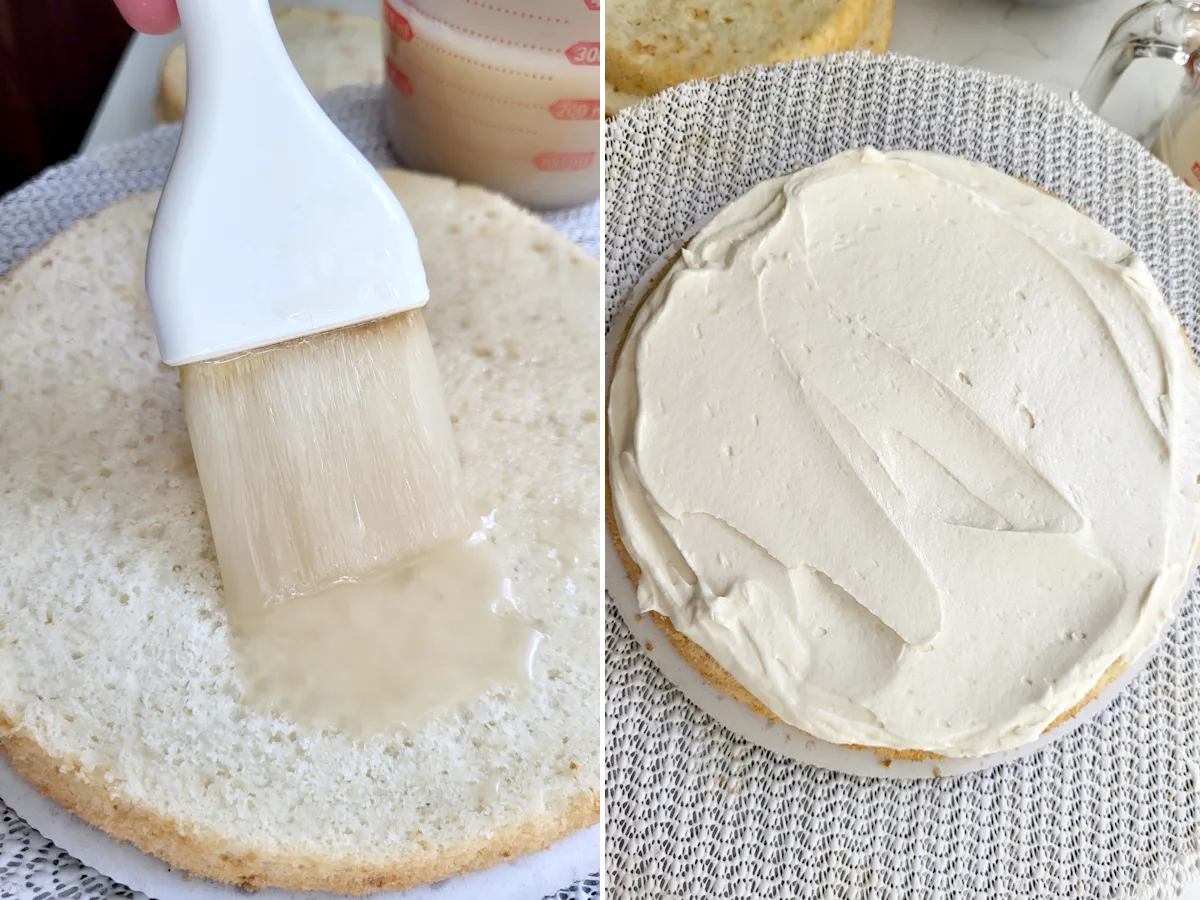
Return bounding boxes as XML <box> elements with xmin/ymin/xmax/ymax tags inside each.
<box><xmin>891</xmin><ymin>0</ymin><xmax>1182</xmax><ymax>143</ymax></box>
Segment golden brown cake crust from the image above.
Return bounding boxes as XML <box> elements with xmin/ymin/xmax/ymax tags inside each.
<box><xmin>606</xmin><ymin>0</ymin><xmax>873</xmax><ymax>97</ymax></box>
<box><xmin>155</xmin><ymin>80</ymin><xmax>184</xmax><ymax>126</ymax></box>
<box><xmin>604</xmin><ymin>0</ymin><xmax>893</xmax><ymax>120</ymax></box>
<box><xmin>0</xmin><ymin>714</ymin><xmax>598</xmax><ymax>895</ymax></box>
<box><xmin>858</xmin><ymin>0</ymin><xmax>894</xmax><ymax>53</ymax></box>
<box><xmin>606</xmin><ymin>239</ymin><xmax>1128</xmax><ymax>764</ymax></box>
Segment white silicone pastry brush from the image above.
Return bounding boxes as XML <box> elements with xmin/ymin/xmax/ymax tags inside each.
<box><xmin>145</xmin><ymin>0</ymin><xmax>470</xmax><ymax>612</ymax></box>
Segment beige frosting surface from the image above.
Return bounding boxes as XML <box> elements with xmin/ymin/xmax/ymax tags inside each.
<box><xmin>609</xmin><ymin>147</ymin><xmax>1200</xmax><ymax>757</ymax></box>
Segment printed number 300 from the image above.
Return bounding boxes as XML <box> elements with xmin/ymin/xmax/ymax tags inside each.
<box><xmin>566</xmin><ymin>42</ymin><xmax>600</xmax><ymax>66</ymax></box>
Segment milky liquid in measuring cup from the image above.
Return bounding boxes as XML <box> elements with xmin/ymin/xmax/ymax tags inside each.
<box><xmin>383</xmin><ymin>0</ymin><xmax>600</xmax><ymax>209</ymax></box>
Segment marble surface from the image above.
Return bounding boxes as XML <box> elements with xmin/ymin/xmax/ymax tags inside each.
<box><xmin>891</xmin><ymin>0</ymin><xmax>1184</xmax><ymax>143</ymax></box>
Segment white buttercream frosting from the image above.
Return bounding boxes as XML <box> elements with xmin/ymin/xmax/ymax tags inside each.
<box><xmin>609</xmin><ymin>148</ymin><xmax>1200</xmax><ymax>757</ymax></box>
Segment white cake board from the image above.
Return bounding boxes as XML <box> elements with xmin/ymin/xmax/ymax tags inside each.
<box><xmin>0</xmin><ymin>756</ymin><xmax>598</xmax><ymax>900</ymax></box>
<box><xmin>605</xmin><ymin>207</ymin><xmax>1174</xmax><ymax>781</ymax></box>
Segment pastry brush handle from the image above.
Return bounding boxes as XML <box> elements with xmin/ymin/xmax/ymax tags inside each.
<box><xmin>146</xmin><ymin>0</ymin><xmax>430</xmax><ymax>367</ymax></box>
<box><xmin>175</xmin><ymin>0</ymin><xmax>305</xmax><ymax>135</ymax></box>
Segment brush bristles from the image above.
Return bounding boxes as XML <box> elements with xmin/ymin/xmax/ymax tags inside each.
<box><xmin>180</xmin><ymin>310</ymin><xmax>471</xmax><ymax>613</ymax></box>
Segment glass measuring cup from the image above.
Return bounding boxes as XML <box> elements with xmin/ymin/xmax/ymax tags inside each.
<box><xmin>382</xmin><ymin>0</ymin><xmax>601</xmax><ymax>209</ymax></box>
<box><xmin>1079</xmin><ymin>0</ymin><xmax>1200</xmax><ymax>187</ymax></box>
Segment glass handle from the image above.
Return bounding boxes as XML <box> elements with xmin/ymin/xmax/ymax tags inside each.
<box><xmin>1079</xmin><ymin>0</ymin><xmax>1200</xmax><ymax>112</ymax></box>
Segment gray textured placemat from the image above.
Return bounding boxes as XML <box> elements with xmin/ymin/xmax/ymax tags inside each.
<box><xmin>0</xmin><ymin>83</ymin><xmax>598</xmax><ymax>900</ymax></box>
<box><xmin>604</xmin><ymin>53</ymin><xmax>1200</xmax><ymax>900</ymax></box>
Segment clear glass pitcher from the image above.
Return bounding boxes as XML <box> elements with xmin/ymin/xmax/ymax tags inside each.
<box><xmin>1080</xmin><ymin>0</ymin><xmax>1200</xmax><ymax>187</ymax></box>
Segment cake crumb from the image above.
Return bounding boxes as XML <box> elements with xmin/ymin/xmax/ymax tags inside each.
<box><xmin>645</xmin><ymin>642</ymin><xmax>654</xmax><ymax>651</ymax></box>
<box><xmin>932</xmin><ymin>767</ymin><xmax>943</xmax><ymax>778</ymax></box>
<box><xmin>880</xmin><ymin>759</ymin><xmax>892</xmax><ymax>768</ymax></box>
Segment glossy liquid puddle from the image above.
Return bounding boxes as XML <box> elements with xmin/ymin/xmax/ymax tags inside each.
<box><xmin>225</xmin><ymin>530</ymin><xmax>537</xmax><ymax>738</ymax></box>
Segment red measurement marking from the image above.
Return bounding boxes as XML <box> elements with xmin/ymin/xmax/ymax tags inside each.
<box><xmin>565</xmin><ymin>41</ymin><xmax>600</xmax><ymax>66</ymax></box>
<box><xmin>405</xmin><ymin>104</ymin><xmax>537</xmax><ymax>161</ymax></box>
<box><xmin>400</xmin><ymin>56</ymin><xmax>545</xmax><ymax>108</ymax></box>
<box><xmin>421</xmin><ymin>35</ymin><xmax>553</xmax><ymax>80</ymax></box>
<box><xmin>406</xmin><ymin>0</ymin><xmax>561</xmax><ymax>53</ymax></box>
<box><xmin>463</xmin><ymin>0</ymin><xmax>567</xmax><ymax>24</ymax></box>
<box><xmin>384</xmin><ymin>4</ymin><xmax>414</xmax><ymax>41</ymax></box>
<box><xmin>533</xmin><ymin>151</ymin><xmax>596</xmax><ymax>172</ymax></box>
<box><xmin>421</xmin><ymin>92</ymin><xmax>540</xmax><ymax>134</ymax></box>
<box><xmin>583</xmin><ymin>0</ymin><xmax>600</xmax><ymax>9</ymax></box>
<box><xmin>387</xmin><ymin>59</ymin><xmax>414</xmax><ymax>96</ymax></box>
<box><xmin>549</xmin><ymin>99</ymin><xmax>601</xmax><ymax>120</ymax></box>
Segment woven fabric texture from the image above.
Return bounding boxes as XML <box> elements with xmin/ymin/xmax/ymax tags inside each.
<box><xmin>0</xmin><ymin>84</ymin><xmax>598</xmax><ymax>900</ymax></box>
<box><xmin>604</xmin><ymin>53</ymin><xmax>1200</xmax><ymax>900</ymax></box>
